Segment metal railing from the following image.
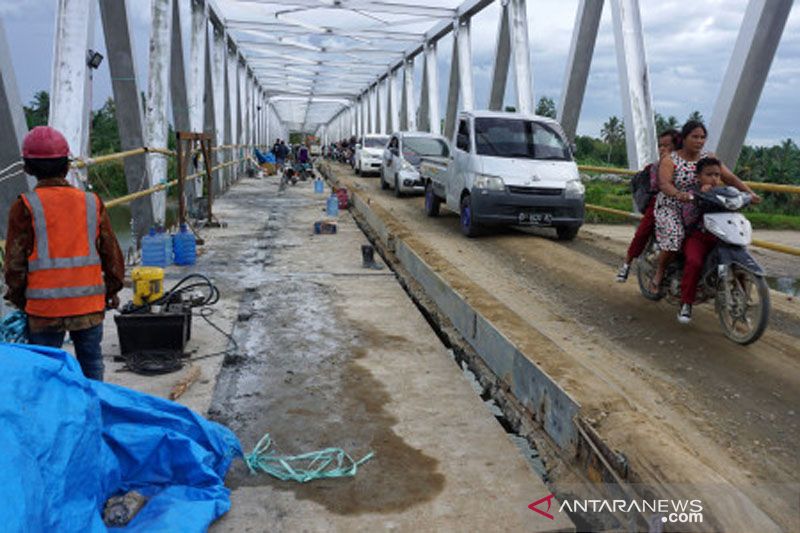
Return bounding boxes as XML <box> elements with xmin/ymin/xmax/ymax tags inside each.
<box><xmin>578</xmin><ymin>165</ymin><xmax>800</xmax><ymax>257</ymax></box>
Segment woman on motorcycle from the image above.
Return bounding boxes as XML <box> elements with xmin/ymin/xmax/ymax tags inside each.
<box><xmin>652</xmin><ymin>121</ymin><xmax>760</xmax><ymax>322</ymax></box>
<box><xmin>616</xmin><ymin>129</ymin><xmax>681</xmax><ymax>282</ymax></box>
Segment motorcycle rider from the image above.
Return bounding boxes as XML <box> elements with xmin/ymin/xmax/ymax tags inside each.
<box><xmin>616</xmin><ymin>129</ymin><xmax>681</xmax><ymax>282</ymax></box>
<box><xmin>676</xmin><ymin>157</ymin><xmax>723</xmax><ymax>323</ymax></box>
<box><xmin>650</xmin><ymin>121</ymin><xmax>759</xmax><ymax>303</ymax></box>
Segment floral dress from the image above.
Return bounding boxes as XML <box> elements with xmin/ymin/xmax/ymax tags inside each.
<box><xmin>654</xmin><ymin>151</ymin><xmax>706</xmax><ymax>252</ymax></box>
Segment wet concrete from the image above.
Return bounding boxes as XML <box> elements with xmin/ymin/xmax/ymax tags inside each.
<box><xmin>207</xmin><ymin>175</ymin><xmax>574</xmax><ymax>531</ymax></box>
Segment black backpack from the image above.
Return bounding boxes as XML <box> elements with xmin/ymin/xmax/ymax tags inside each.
<box><xmin>631</xmin><ymin>164</ymin><xmax>655</xmax><ymax>212</ymax></box>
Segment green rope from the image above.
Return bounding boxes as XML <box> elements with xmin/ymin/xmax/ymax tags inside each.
<box><xmin>244</xmin><ymin>433</ymin><xmax>374</xmax><ymax>483</ymax></box>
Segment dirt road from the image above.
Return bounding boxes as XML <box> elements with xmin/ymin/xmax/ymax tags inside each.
<box><xmin>331</xmin><ymin>163</ymin><xmax>800</xmax><ymax>532</ymax></box>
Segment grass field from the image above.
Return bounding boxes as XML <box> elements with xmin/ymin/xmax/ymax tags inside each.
<box><xmin>583</xmin><ymin>179</ymin><xmax>800</xmax><ymax>231</ymax></box>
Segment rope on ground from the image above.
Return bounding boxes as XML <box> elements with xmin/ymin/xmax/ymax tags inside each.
<box><xmin>245</xmin><ymin>433</ymin><xmax>374</xmax><ymax>483</ymax></box>
<box><xmin>0</xmin><ymin>310</ymin><xmax>28</xmax><ymax>343</ymax></box>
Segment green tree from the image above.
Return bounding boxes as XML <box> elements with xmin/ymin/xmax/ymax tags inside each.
<box><xmin>90</xmin><ymin>97</ymin><xmax>121</xmax><ymax>155</ymax></box>
<box><xmin>24</xmin><ymin>90</ymin><xmax>50</xmax><ymax>128</ymax></box>
<box><xmin>687</xmin><ymin>110</ymin><xmax>704</xmax><ymax>123</ymax></box>
<box><xmin>655</xmin><ymin>112</ymin><xmax>679</xmax><ymax>134</ymax></box>
<box><xmin>600</xmin><ymin>116</ymin><xmax>625</xmax><ymax>163</ymax></box>
<box><xmin>535</xmin><ymin>96</ymin><xmax>556</xmax><ymax>119</ymax></box>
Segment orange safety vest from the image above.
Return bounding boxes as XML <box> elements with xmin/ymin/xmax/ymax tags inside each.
<box><xmin>21</xmin><ymin>188</ymin><xmax>105</xmax><ymax>318</ymax></box>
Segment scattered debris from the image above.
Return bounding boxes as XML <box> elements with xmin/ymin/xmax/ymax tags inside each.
<box><xmin>169</xmin><ymin>365</ymin><xmax>202</xmax><ymax>401</ymax></box>
<box><xmin>103</xmin><ymin>491</ymin><xmax>148</xmax><ymax>527</ymax></box>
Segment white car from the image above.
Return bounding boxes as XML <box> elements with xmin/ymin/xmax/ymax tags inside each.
<box><xmin>354</xmin><ymin>135</ymin><xmax>390</xmax><ymax>175</ymax></box>
<box><xmin>380</xmin><ymin>132</ymin><xmax>450</xmax><ymax>197</ymax></box>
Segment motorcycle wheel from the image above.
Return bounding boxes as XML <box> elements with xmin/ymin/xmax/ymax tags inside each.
<box><xmin>635</xmin><ymin>237</ymin><xmax>663</xmax><ymax>301</ymax></box>
<box><xmin>715</xmin><ymin>266</ymin><xmax>770</xmax><ymax>345</ymax></box>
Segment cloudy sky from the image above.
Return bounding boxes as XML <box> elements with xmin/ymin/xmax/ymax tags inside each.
<box><xmin>1</xmin><ymin>0</ymin><xmax>797</xmax><ymax>146</ymax></box>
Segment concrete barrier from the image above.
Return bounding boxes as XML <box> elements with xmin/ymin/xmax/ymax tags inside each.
<box><xmin>340</xmin><ymin>175</ymin><xmax>581</xmax><ymax>453</ymax></box>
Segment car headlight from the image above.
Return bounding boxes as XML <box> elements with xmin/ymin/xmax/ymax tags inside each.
<box><xmin>474</xmin><ymin>174</ymin><xmax>505</xmax><ymax>191</ymax></box>
<box><xmin>565</xmin><ymin>179</ymin><xmax>585</xmax><ymax>199</ymax></box>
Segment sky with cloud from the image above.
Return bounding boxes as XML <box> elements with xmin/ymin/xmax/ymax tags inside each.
<box><xmin>1</xmin><ymin>0</ymin><xmax>797</xmax><ymax>146</ymax></box>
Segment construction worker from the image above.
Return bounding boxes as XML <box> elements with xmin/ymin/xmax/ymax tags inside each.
<box><xmin>4</xmin><ymin>126</ymin><xmax>124</xmax><ymax>381</ymax></box>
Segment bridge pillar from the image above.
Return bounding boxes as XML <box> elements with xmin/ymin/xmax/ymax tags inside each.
<box><xmin>144</xmin><ymin>0</ymin><xmax>173</xmax><ymax>225</ymax></box>
<box><xmin>0</xmin><ymin>18</ymin><xmax>32</xmax><ymax>236</ymax></box>
<box><xmin>50</xmin><ymin>0</ymin><xmax>95</xmax><ymax>187</ymax></box>
<box><xmin>558</xmin><ymin>0</ymin><xmax>604</xmax><ymax>140</ymax></box>
<box><xmin>425</xmin><ymin>43</ymin><xmax>441</xmax><ymax>135</ymax></box>
<box><xmin>610</xmin><ymin>0</ymin><xmax>657</xmax><ymax>170</ymax></box>
<box><xmin>401</xmin><ymin>57</ymin><xmax>416</xmax><ymax>131</ymax></box>
<box><xmin>99</xmin><ymin>0</ymin><xmax>153</xmax><ymax>239</ymax></box>
<box><xmin>445</xmin><ymin>18</ymin><xmax>475</xmax><ymax>138</ymax></box>
<box><xmin>707</xmin><ymin>0</ymin><xmax>793</xmax><ymax>167</ymax></box>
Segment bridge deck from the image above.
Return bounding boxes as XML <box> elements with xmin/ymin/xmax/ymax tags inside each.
<box><xmin>96</xmin><ymin>173</ymin><xmax>573</xmax><ymax>532</ymax></box>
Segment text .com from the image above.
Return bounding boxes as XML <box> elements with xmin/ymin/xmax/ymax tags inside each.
<box><xmin>529</xmin><ymin>494</ymin><xmax>703</xmax><ymax>524</ymax></box>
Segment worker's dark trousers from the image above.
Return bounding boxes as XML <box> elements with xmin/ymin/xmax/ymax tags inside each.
<box><xmin>27</xmin><ymin>324</ymin><xmax>104</xmax><ymax>381</ymax></box>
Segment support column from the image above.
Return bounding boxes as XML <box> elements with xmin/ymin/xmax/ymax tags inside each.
<box><xmin>0</xmin><ymin>19</ymin><xmax>32</xmax><ymax>235</ymax></box>
<box><xmin>170</xmin><ymin>0</ymin><xmax>189</xmax><ymax>132</ymax></box>
<box><xmin>457</xmin><ymin>19</ymin><xmax>475</xmax><ymax>112</ymax></box>
<box><xmin>376</xmin><ymin>80</ymin><xmax>383</xmax><ymax>134</ymax></box>
<box><xmin>50</xmin><ymin>0</ymin><xmax>95</xmax><ymax>186</ymax></box>
<box><xmin>189</xmin><ymin>0</ymin><xmax>209</xmax><ymax>200</ymax></box>
<box><xmin>425</xmin><ymin>43</ymin><xmax>440</xmax><ymax>134</ymax></box>
<box><xmin>211</xmin><ymin>26</ymin><xmax>226</xmax><ymax>195</ymax></box>
<box><xmin>99</xmin><ymin>0</ymin><xmax>153</xmax><ymax>238</ymax></box>
<box><xmin>509</xmin><ymin>0</ymin><xmax>533</xmax><ymax>114</ymax></box>
<box><xmin>144</xmin><ymin>0</ymin><xmax>173</xmax><ymax>225</ymax></box>
<box><xmin>558</xmin><ymin>0</ymin><xmax>604</xmax><ymax>140</ymax></box>
<box><xmin>610</xmin><ymin>0</ymin><xmax>657</xmax><ymax>170</ymax></box>
<box><xmin>401</xmin><ymin>57</ymin><xmax>416</xmax><ymax>131</ymax></box>
<box><xmin>386</xmin><ymin>71</ymin><xmax>396</xmax><ymax>133</ymax></box>
<box><xmin>707</xmin><ymin>0</ymin><xmax>793</xmax><ymax>166</ymax></box>
<box><xmin>489</xmin><ymin>1</ymin><xmax>511</xmax><ymax>111</ymax></box>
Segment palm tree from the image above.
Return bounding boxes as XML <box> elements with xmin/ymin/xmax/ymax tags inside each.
<box><xmin>601</xmin><ymin>116</ymin><xmax>624</xmax><ymax>163</ymax></box>
<box><xmin>686</xmin><ymin>110</ymin><xmax>704</xmax><ymax>123</ymax></box>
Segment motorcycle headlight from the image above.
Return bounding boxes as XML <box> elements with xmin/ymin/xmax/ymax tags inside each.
<box><xmin>719</xmin><ymin>194</ymin><xmax>744</xmax><ymax>210</ymax></box>
<box><xmin>475</xmin><ymin>174</ymin><xmax>505</xmax><ymax>191</ymax></box>
<box><xmin>565</xmin><ymin>179</ymin><xmax>585</xmax><ymax>199</ymax></box>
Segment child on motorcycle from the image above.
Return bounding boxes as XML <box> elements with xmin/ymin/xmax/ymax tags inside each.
<box><xmin>676</xmin><ymin>157</ymin><xmax>723</xmax><ymax>324</ymax></box>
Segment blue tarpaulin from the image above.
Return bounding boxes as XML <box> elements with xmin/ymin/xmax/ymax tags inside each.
<box><xmin>0</xmin><ymin>342</ymin><xmax>242</xmax><ymax>532</ymax></box>
<box><xmin>254</xmin><ymin>148</ymin><xmax>275</xmax><ymax>164</ymax></box>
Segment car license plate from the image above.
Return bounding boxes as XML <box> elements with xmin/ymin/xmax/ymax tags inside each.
<box><xmin>518</xmin><ymin>212</ymin><xmax>552</xmax><ymax>225</ymax></box>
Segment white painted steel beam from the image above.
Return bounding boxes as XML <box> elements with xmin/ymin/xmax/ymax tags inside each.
<box><xmin>425</xmin><ymin>43</ymin><xmax>441</xmax><ymax>134</ymax></box>
<box><xmin>401</xmin><ymin>57</ymin><xmax>416</xmax><ymax>131</ymax></box>
<box><xmin>509</xmin><ymin>0</ymin><xmax>533</xmax><ymax>114</ymax></box>
<box><xmin>170</xmin><ymin>0</ymin><xmax>190</xmax><ymax>133</ymax></box>
<box><xmin>98</xmin><ymin>0</ymin><xmax>154</xmax><ymax>237</ymax></box>
<box><xmin>0</xmin><ymin>18</ymin><xmax>32</xmax><ymax>234</ymax></box>
<box><xmin>489</xmin><ymin>1</ymin><xmax>511</xmax><ymax>111</ymax></box>
<box><xmin>558</xmin><ymin>0</ymin><xmax>603</xmax><ymax>140</ymax></box>
<box><xmin>144</xmin><ymin>0</ymin><xmax>173</xmax><ymax>224</ymax></box>
<box><xmin>456</xmin><ymin>18</ymin><xmax>475</xmax><ymax>112</ymax></box>
<box><xmin>50</xmin><ymin>0</ymin><xmax>94</xmax><ymax>187</ymax></box>
<box><xmin>610</xmin><ymin>0</ymin><xmax>657</xmax><ymax>170</ymax></box>
<box><xmin>707</xmin><ymin>0</ymin><xmax>793</xmax><ymax>166</ymax></box>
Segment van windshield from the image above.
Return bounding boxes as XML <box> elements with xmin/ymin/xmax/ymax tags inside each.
<box><xmin>474</xmin><ymin>118</ymin><xmax>571</xmax><ymax>160</ymax></box>
<box><xmin>402</xmin><ymin>137</ymin><xmax>449</xmax><ymax>165</ymax></box>
<box><xmin>364</xmin><ymin>137</ymin><xmax>389</xmax><ymax>148</ymax></box>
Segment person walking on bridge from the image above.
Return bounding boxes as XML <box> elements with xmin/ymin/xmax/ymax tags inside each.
<box><xmin>4</xmin><ymin>126</ymin><xmax>124</xmax><ymax>381</ymax></box>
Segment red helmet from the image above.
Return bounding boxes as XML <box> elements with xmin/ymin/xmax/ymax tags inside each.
<box><xmin>22</xmin><ymin>126</ymin><xmax>70</xmax><ymax>159</ymax></box>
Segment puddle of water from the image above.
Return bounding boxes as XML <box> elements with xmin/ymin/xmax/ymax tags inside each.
<box><xmin>767</xmin><ymin>276</ymin><xmax>799</xmax><ymax>297</ymax></box>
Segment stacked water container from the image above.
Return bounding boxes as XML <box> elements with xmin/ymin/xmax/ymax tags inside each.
<box><xmin>141</xmin><ymin>228</ymin><xmax>168</xmax><ymax>267</ymax></box>
<box><xmin>172</xmin><ymin>224</ymin><xmax>197</xmax><ymax>265</ymax></box>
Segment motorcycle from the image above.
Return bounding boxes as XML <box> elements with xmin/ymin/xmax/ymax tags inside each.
<box><xmin>636</xmin><ymin>186</ymin><xmax>770</xmax><ymax>345</ymax></box>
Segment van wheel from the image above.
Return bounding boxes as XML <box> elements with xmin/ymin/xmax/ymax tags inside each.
<box><xmin>460</xmin><ymin>194</ymin><xmax>481</xmax><ymax>237</ymax></box>
<box><xmin>425</xmin><ymin>182</ymin><xmax>440</xmax><ymax>217</ymax></box>
<box><xmin>556</xmin><ymin>225</ymin><xmax>579</xmax><ymax>241</ymax></box>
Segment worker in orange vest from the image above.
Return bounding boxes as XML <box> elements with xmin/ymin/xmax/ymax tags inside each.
<box><xmin>4</xmin><ymin>126</ymin><xmax>124</xmax><ymax>381</ymax></box>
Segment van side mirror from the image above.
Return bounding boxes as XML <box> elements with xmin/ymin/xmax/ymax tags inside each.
<box><xmin>570</xmin><ymin>142</ymin><xmax>577</xmax><ymax>154</ymax></box>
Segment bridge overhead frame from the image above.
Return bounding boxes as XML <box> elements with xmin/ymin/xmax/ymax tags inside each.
<box><xmin>319</xmin><ymin>0</ymin><xmax>792</xmax><ymax>172</ymax></box>
<box><xmin>0</xmin><ymin>0</ymin><xmax>794</xmax><ymax>231</ymax></box>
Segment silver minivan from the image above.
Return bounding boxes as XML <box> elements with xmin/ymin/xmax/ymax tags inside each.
<box><xmin>380</xmin><ymin>132</ymin><xmax>450</xmax><ymax>196</ymax></box>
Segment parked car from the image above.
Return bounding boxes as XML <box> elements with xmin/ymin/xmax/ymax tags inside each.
<box><xmin>380</xmin><ymin>132</ymin><xmax>450</xmax><ymax>197</ymax></box>
<box><xmin>354</xmin><ymin>135</ymin><xmax>390</xmax><ymax>175</ymax></box>
<box><xmin>420</xmin><ymin>110</ymin><xmax>584</xmax><ymax>239</ymax></box>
